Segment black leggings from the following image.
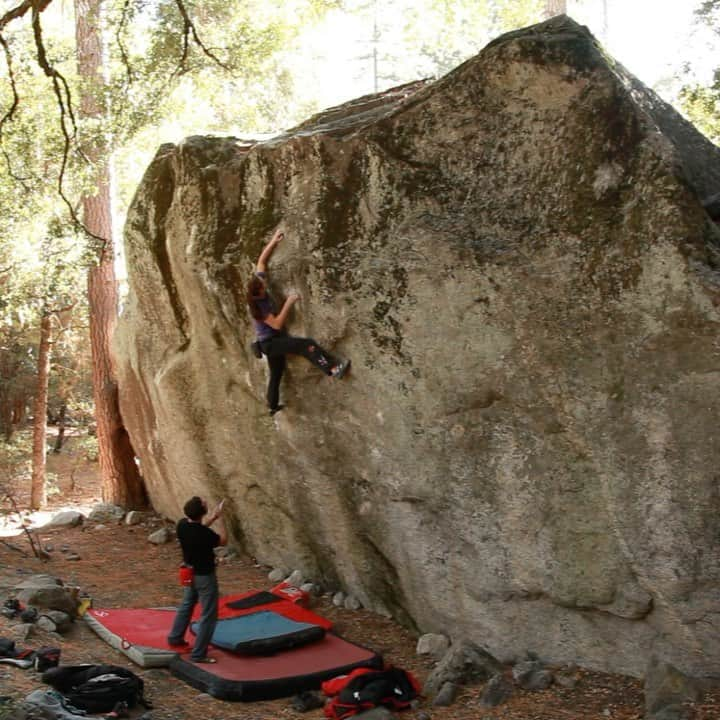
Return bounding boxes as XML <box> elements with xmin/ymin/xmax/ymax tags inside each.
<box><xmin>260</xmin><ymin>335</ymin><xmax>337</xmax><ymax>411</ymax></box>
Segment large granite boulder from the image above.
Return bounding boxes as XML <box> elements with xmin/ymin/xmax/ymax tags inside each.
<box><xmin>114</xmin><ymin>16</ymin><xmax>720</xmax><ymax>678</ymax></box>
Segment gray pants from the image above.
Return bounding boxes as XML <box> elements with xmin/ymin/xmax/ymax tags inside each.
<box><xmin>167</xmin><ymin>572</ymin><xmax>219</xmax><ymax>661</ymax></box>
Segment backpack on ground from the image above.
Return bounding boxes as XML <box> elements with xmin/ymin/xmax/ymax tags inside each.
<box><xmin>33</xmin><ymin>646</ymin><xmax>62</xmax><ymax>672</ymax></box>
<box><xmin>0</xmin><ymin>637</ymin><xmax>15</xmax><ymax>657</ymax></box>
<box><xmin>323</xmin><ymin>666</ymin><xmax>422</xmax><ymax>719</ymax></box>
<box><xmin>42</xmin><ymin>664</ymin><xmax>150</xmax><ymax>713</ymax></box>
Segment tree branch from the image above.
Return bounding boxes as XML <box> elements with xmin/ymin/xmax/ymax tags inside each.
<box><xmin>30</xmin><ymin>6</ymin><xmax>105</xmax><ymax>247</ymax></box>
<box><xmin>3</xmin><ymin>492</ymin><xmax>46</xmax><ymax>561</ymax></box>
<box><xmin>1</xmin><ymin>146</ymin><xmax>33</xmax><ymax>191</ymax></box>
<box><xmin>115</xmin><ymin>0</ymin><xmax>134</xmax><ymax>84</ymax></box>
<box><xmin>0</xmin><ymin>33</ymin><xmax>20</xmax><ymax>138</ymax></box>
<box><xmin>173</xmin><ymin>0</ymin><xmax>230</xmax><ymax>76</ymax></box>
<box><xmin>0</xmin><ymin>0</ymin><xmax>52</xmax><ymax>33</ymax></box>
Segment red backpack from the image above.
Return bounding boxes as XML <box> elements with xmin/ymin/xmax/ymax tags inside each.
<box><xmin>322</xmin><ymin>666</ymin><xmax>422</xmax><ymax>719</ymax></box>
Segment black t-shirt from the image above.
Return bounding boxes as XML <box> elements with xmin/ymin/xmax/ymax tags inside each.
<box><xmin>176</xmin><ymin>518</ymin><xmax>220</xmax><ymax>575</ymax></box>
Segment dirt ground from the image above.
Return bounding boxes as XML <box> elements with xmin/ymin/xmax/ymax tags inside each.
<box><xmin>1</xmin><ymin>433</ymin><xmax>718</xmax><ymax>720</ymax></box>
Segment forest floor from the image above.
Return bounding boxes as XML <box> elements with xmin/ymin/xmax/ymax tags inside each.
<box><xmin>1</xmin><ymin>432</ymin><xmax>719</xmax><ymax>720</ymax></box>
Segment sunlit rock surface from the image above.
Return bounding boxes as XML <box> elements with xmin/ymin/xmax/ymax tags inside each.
<box><xmin>114</xmin><ymin>16</ymin><xmax>720</xmax><ymax>678</ymax></box>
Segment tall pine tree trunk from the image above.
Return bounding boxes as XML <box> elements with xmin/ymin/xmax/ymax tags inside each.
<box><xmin>75</xmin><ymin>0</ymin><xmax>146</xmax><ymax>508</ymax></box>
<box><xmin>30</xmin><ymin>311</ymin><xmax>51</xmax><ymax>509</ymax></box>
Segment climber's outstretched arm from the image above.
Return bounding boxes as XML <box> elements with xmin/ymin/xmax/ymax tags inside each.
<box><xmin>256</xmin><ymin>228</ymin><xmax>284</xmax><ymax>273</ymax></box>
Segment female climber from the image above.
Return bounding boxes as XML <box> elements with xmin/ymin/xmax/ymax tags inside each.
<box><xmin>247</xmin><ymin>227</ymin><xmax>350</xmax><ymax>415</ymax></box>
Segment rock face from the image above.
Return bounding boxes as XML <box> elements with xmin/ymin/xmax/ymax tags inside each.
<box><xmin>114</xmin><ymin>17</ymin><xmax>720</xmax><ymax>678</ymax></box>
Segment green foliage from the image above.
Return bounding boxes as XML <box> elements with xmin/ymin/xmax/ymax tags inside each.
<box><xmin>0</xmin><ymin>218</ymin><xmax>89</xmax><ymax>441</ymax></box>
<box><xmin>0</xmin><ymin>432</ymin><xmax>32</xmax><ymax>498</ymax></box>
<box><xmin>679</xmin><ymin>0</ymin><xmax>720</xmax><ymax>142</ymax></box>
<box><xmin>680</xmin><ymin>82</ymin><xmax>720</xmax><ymax>143</ymax></box>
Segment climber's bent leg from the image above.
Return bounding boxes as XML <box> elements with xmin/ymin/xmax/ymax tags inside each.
<box><xmin>267</xmin><ymin>335</ymin><xmax>338</xmax><ymax>375</ymax></box>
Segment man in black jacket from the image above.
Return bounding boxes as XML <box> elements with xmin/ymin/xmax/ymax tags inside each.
<box><xmin>167</xmin><ymin>496</ymin><xmax>227</xmax><ymax>663</ymax></box>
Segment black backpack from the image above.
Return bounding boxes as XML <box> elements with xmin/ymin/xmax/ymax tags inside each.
<box><xmin>326</xmin><ymin>667</ymin><xmax>421</xmax><ymax>719</ymax></box>
<box><xmin>41</xmin><ymin>664</ymin><xmax>150</xmax><ymax>713</ymax></box>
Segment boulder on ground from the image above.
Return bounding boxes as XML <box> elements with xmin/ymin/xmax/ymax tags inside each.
<box><xmin>432</xmin><ymin>681</ymin><xmax>458</xmax><ymax>707</ymax></box>
<box><xmin>114</xmin><ymin>14</ymin><xmax>720</xmax><ymax>678</ymax></box>
<box><xmin>344</xmin><ymin>595</ymin><xmax>362</xmax><ymax>611</ymax></box>
<box><xmin>416</xmin><ymin>633</ymin><xmax>450</xmax><ymax>660</ymax></box>
<box><xmin>480</xmin><ymin>673</ymin><xmax>514</xmax><ymax>708</ymax></box>
<box><xmin>125</xmin><ymin>510</ymin><xmax>144</xmax><ymax>525</ymax></box>
<box><xmin>425</xmin><ymin>640</ymin><xmax>502</xmax><ymax>696</ymax></box>
<box><xmin>512</xmin><ymin>659</ymin><xmax>554</xmax><ymax>691</ymax></box>
<box><xmin>46</xmin><ymin>511</ymin><xmax>84</xmax><ymax>528</ymax></box>
<box><xmin>42</xmin><ymin>610</ymin><xmax>73</xmax><ymax>633</ymax></box>
<box><xmin>14</xmin><ymin>576</ymin><xmax>78</xmax><ymax>616</ymax></box>
<box><xmin>87</xmin><ymin>504</ymin><xmax>125</xmax><ymax>523</ymax></box>
<box><xmin>268</xmin><ymin>568</ymin><xmax>287</xmax><ymax>583</ymax></box>
<box><xmin>148</xmin><ymin>527</ymin><xmax>172</xmax><ymax>544</ymax></box>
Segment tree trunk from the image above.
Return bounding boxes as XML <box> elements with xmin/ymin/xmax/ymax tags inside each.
<box><xmin>543</xmin><ymin>0</ymin><xmax>567</xmax><ymax>19</ymax></box>
<box><xmin>53</xmin><ymin>403</ymin><xmax>67</xmax><ymax>453</ymax></box>
<box><xmin>75</xmin><ymin>0</ymin><xmax>146</xmax><ymax>509</ymax></box>
<box><xmin>30</xmin><ymin>312</ymin><xmax>51</xmax><ymax>509</ymax></box>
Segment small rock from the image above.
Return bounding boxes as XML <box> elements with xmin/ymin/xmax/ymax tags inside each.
<box><xmin>36</xmin><ymin>616</ymin><xmax>57</xmax><ymax>633</ymax></box>
<box><xmin>525</xmin><ymin>670</ymin><xmax>554</xmax><ymax>691</ymax></box>
<box><xmin>512</xmin><ymin>660</ymin><xmax>553</xmax><ymax>691</ymax></box>
<box><xmin>148</xmin><ymin>527</ymin><xmax>172</xmax><ymax>545</ymax></box>
<box><xmin>268</xmin><ymin>568</ymin><xmax>287</xmax><ymax>583</ymax></box>
<box><xmin>344</xmin><ymin>595</ymin><xmax>362</xmax><ymax>611</ymax></box>
<box><xmin>332</xmin><ymin>592</ymin><xmax>346</xmax><ymax>607</ymax></box>
<box><xmin>286</xmin><ymin>570</ymin><xmax>304</xmax><ymax>586</ymax></box>
<box><xmin>43</xmin><ymin>610</ymin><xmax>72</xmax><ymax>633</ymax></box>
<box><xmin>46</xmin><ymin>511</ymin><xmax>84</xmax><ymax>528</ymax></box>
<box><xmin>417</xmin><ymin>633</ymin><xmax>450</xmax><ymax>660</ymax></box>
<box><xmin>93</xmin><ymin>524</ymin><xmax>107</xmax><ymax>531</ymax></box>
<box><xmin>480</xmin><ymin>674</ymin><xmax>514</xmax><ymax>708</ymax></box>
<box><xmin>87</xmin><ymin>503</ymin><xmax>125</xmax><ymax>523</ymax></box>
<box><xmin>300</xmin><ymin>582</ymin><xmax>316</xmax><ymax>595</ymax></box>
<box><xmin>125</xmin><ymin>511</ymin><xmax>143</xmax><ymax>526</ymax></box>
<box><xmin>555</xmin><ymin>672</ymin><xmax>578</xmax><ymax>689</ymax></box>
<box><xmin>195</xmin><ymin>693</ymin><xmax>213</xmax><ymax>701</ymax></box>
<box><xmin>66</xmin><ymin>554</ymin><xmax>81</xmax><ymax>561</ymax></box>
<box><xmin>416</xmin><ymin>712</ymin><xmax>432</xmax><ymax>720</ymax></box>
<box><xmin>433</xmin><ymin>681</ymin><xmax>458</xmax><ymax>707</ymax></box>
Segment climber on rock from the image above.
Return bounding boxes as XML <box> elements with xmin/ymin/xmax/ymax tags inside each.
<box><xmin>247</xmin><ymin>227</ymin><xmax>350</xmax><ymax>416</ymax></box>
